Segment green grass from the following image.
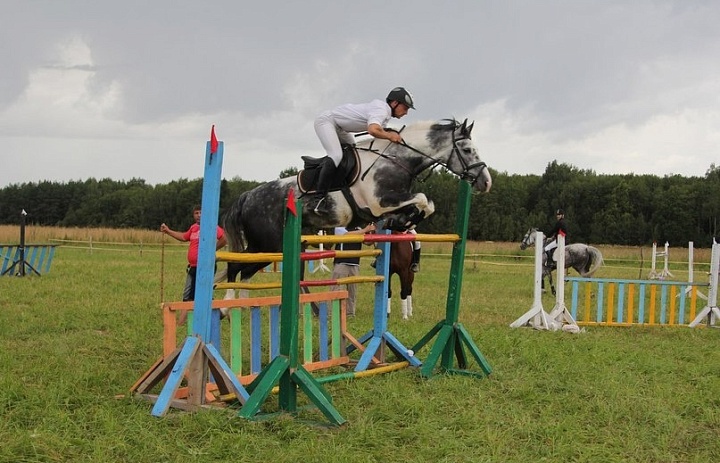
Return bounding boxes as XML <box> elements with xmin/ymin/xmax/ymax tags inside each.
<box><xmin>1</xmin><ymin>247</ymin><xmax>719</xmax><ymax>462</ymax></box>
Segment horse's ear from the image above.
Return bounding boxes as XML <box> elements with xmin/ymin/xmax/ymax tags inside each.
<box><xmin>460</xmin><ymin>119</ymin><xmax>467</xmax><ymax>134</ymax></box>
<box><xmin>467</xmin><ymin>121</ymin><xmax>474</xmax><ymax>133</ymax></box>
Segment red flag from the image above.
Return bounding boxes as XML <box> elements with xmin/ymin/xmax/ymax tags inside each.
<box><xmin>210</xmin><ymin>125</ymin><xmax>218</xmax><ymax>154</ymax></box>
<box><xmin>286</xmin><ymin>189</ymin><xmax>297</xmax><ymax>216</ymax></box>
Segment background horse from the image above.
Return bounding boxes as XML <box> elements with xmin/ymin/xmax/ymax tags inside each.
<box><xmin>387</xmin><ymin>238</ymin><xmax>414</xmax><ymax>320</ymax></box>
<box><xmin>221</xmin><ymin>119</ymin><xmax>492</xmax><ymax>290</ymax></box>
<box><xmin>520</xmin><ymin>227</ymin><xmax>604</xmax><ymax>295</ymax></box>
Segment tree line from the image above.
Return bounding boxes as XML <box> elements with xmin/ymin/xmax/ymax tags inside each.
<box><xmin>1</xmin><ymin>161</ymin><xmax>719</xmax><ymax>247</ymax></box>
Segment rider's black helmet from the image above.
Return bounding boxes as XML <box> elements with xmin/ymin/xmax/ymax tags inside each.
<box><xmin>556</xmin><ymin>209</ymin><xmax>565</xmax><ymax>215</ymax></box>
<box><xmin>386</xmin><ymin>87</ymin><xmax>415</xmax><ymax>109</ymax></box>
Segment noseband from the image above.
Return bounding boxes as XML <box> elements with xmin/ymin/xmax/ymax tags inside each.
<box><xmin>447</xmin><ymin>130</ymin><xmax>488</xmax><ymax>187</ymax></box>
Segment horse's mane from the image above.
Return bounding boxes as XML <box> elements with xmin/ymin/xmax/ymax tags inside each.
<box><xmin>356</xmin><ymin>119</ymin><xmax>461</xmax><ymax>150</ymax></box>
<box><xmin>391</xmin><ymin>118</ymin><xmax>459</xmax><ymax>134</ymax></box>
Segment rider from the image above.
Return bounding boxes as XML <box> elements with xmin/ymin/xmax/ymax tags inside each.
<box><xmin>545</xmin><ymin>209</ymin><xmax>567</xmax><ymax>270</ymax></box>
<box><xmin>312</xmin><ymin>87</ymin><xmax>415</xmax><ymax>213</ymax></box>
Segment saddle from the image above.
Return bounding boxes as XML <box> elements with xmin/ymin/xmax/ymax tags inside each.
<box><xmin>296</xmin><ymin>144</ymin><xmax>361</xmax><ymax>194</ymax></box>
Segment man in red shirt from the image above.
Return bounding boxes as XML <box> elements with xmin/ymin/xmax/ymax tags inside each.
<box><xmin>161</xmin><ymin>205</ymin><xmax>227</xmax><ymax>324</ymax></box>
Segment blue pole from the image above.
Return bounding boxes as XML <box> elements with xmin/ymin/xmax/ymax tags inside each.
<box><xmin>191</xmin><ymin>141</ymin><xmax>224</xmax><ymax>343</ymax></box>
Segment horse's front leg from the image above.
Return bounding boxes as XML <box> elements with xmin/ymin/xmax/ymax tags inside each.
<box><xmin>548</xmin><ymin>269</ymin><xmax>556</xmax><ymax>296</ymax></box>
<box><xmin>371</xmin><ymin>192</ymin><xmax>436</xmax><ymax>230</ymax></box>
<box><xmin>402</xmin><ymin>192</ymin><xmax>435</xmax><ymax>220</ymax></box>
<box><xmin>382</xmin><ymin>196</ymin><xmax>436</xmax><ymax>231</ymax></box>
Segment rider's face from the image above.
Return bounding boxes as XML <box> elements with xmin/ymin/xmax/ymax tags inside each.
<box><xmin>391</xmin><ymin>102</ymin><xmax>409</xmax><ymax>118</ymax></box>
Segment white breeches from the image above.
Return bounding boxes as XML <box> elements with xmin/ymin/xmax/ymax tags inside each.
<box><xmin>544</xmin><ymin>241</ymin><xmax>557</xmax><ymax>252</ymax></box>
<box><xmin>314</xmin><ymin>111</ymin><xmax>355</xmax><ymax>167</ymax></box>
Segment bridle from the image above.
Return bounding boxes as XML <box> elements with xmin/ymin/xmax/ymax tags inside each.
<box><xmin>444</xmin><ymin>126</ymin><xmax>489</xmax><ymax>188</ymax></box>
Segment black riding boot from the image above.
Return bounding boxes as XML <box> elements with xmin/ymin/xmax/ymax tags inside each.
<box><xmin>411</xmin><ymin>249</ymin><xmax>421</xmax><ymax>272</ymax></box>
<box><xmin>313</xmin><ymin>158</ymin><xmax>337</xmax><ymax>214</ymax></box>
<box><xmin>546</xmin><ymin>250</ymin><xmax>556</xmax><ymax>270</ymax></box>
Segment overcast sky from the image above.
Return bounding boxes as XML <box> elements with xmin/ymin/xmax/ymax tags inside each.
<box><xmin>2</xmin><ymin>0</ymin><xmax>719</xmax><ymax>187</ymax></box>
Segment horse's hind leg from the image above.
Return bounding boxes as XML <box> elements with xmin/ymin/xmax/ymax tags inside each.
<box><xmin>400</xmin><ymin>272</ymin><xmax>413</xmax><ymax>319</ymax></box>
<box><xmin>224</xmin><ymin>262</ymin><xmax>242</xmax><ymax>299</ymax></box>
<box><xmin>387</xmin><ymin>285</ymin><xmax>392</xmax><ymax>316</ymax></box>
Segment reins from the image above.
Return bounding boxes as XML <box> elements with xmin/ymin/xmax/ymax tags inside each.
<box><xmin>356</xmin><ymin>121</ymin><xmax>488</xmax><ymax>186</ymax></box>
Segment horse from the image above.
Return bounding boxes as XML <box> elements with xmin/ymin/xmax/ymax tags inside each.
<box><xmin>387</xmin><ymin>238</ymin><xmax>414</xmax><ymax>320</ymax></box>
<box><xmin>520</xmin><ymin>227</ymin><xmax>604</xmax><ymax>296</ymax></box>
<box><xmin>221</xmin><ymin>119</ymin><xmax>492</xmax><ymax>291</ymax></box>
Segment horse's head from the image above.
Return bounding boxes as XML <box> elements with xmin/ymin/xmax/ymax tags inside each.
<box><xmin>520</xmin><ymin>227</ymin><xmax>537</xmax><ymax>250</ymax></box>
<box><xmin>428</xmin><ymin>119</ymin><xmax>492</xmax><ymax>193</ymax></box>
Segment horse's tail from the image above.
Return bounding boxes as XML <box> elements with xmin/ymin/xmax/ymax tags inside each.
<box><xmin>222</xmin><ymin>192</ymin><xmax>249</xmax><ymax>253</ymax></box>
<box><xmin>583</xmin><ymin>246</ymin><xmax>604</xmax><ymax>277</ymax></box>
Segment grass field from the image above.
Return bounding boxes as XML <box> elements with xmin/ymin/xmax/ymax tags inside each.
<box><xmin>1</xmin><ymin>229</ymin><xmax>719</xmax><ymax>462</ymax></box>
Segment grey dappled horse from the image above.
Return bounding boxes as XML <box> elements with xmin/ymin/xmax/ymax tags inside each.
<box><xmin>520</xmin><ymin>227</ymin><xmax>604</xmax><ymax>295</ymax></box>
<box><xmin>222</xmin><ymin>119</ymin><xmax>492</xmax><ymax>289</ymax></box>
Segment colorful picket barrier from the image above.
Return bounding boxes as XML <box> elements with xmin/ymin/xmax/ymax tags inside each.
<box><xmin>567</xmin><ymin>277</ymin><xmax>707</xmax><ymax>326</ymax></box>
<box><xmin>0</xmin><ymin>244</ymin><xmax>58</xmax><ymax>276</ymax></box>
<box><xmin>568</xmin><ymin>240</ymin><xmax>720</xmax><ymax>328</ymax></box>
<box><xmin>162</xmin><ymin>290</ymin><xmax>351</xmax><ymax>400</ymax></box>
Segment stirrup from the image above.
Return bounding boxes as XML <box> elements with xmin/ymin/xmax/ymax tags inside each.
<box><xmin>312</xmin><ymin>195</ymin><xmax>328</xmax><ymax>214</ymax></box>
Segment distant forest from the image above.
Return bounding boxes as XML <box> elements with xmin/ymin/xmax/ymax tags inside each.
<box><xmin>1</xmin><ymin>161</ymin><xmax>719</xmax><ymax>247</ymax></box>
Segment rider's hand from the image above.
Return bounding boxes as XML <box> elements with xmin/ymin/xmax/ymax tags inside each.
<box><xmin>388</xmin><ymin>132</ymin><xmax>403</xmax><ymax>144</ymax></box>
